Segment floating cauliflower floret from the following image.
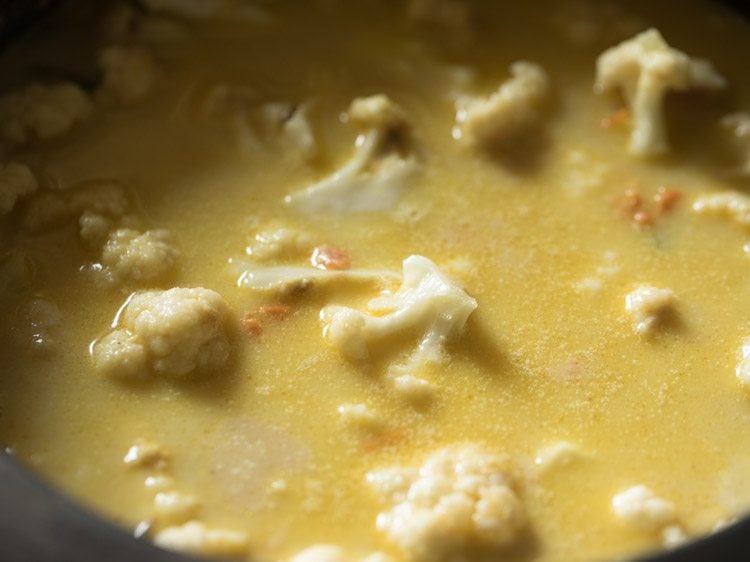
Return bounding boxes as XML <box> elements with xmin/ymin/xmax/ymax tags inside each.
<box><xmin>245</xmin><ymin>227</ymin><xmax>312</xmax><ymax>261</ymax></box>
<box><xmin>595</xmin><ymin>28</ymin><xmax>726</xmax><ymax>157</ymax></box>
<box><xmin>154</xmin><ymin>491</ymin><xmax>199</xmax><ymax>525</ymax></box>
<box><xmin>736</xmin><ymin>338</ymin><xmax>750</xmax><ymax>388</ymax></box>
<box><xmin>612</xmin><ymin>485</ymin><xmax>683</xmax><ymax>544</ymax></box>
<box><xmin>453</xmin><ymin>61</ymin><xmax>550</xmax><ymax>150</ymax></box>
<box><xmin>0</xmin><ymin>82</ymin><xmax>93</xmax><ymax>146</ymax></box>
<box><xmin>153</xmin><ymin>520</ymin><xmax>248</xmax><ymax>557</ymax></box>
<box><xmin>693</xmin><ymin>190</ymin><xmax>750</xmax><ymax>228</ymax></box>
<box><xmin>367</xmin><ymin>444</ymin><xmax>526</xmax><ymax>562</ymax></box>
<box><xmin>290</xmin><ymin>545</ymin><xmax>394</xmax><ymax>562</ymax></box>
<box><xmin>0</xmin><ymin>162</ymin><xmax>37</xmax><ymax>216</ymax></box>
<box><xmin>123</xmin><ymin>438</ymin><xmax>169</xmax><ymax>469</ymax></box>
<box><xmin>321</xmin><ymin>255</ymin><xmax>477</xmax><ymax>377</ymax></box>
<box><xmin>100</xmin><ymin>228</ymin><xmax>179</xmax><ymax>284</ymax></box>
<box><xmin>93</xmin><ymin>287</ymin><xmax>231</xmax><ymax>380</ymax></box>
<box><xmin>534</xmin><ymin>441</ymin><xmax>584</xmax><ymax>474</ymax></box>
<box><xmin>96</xmin><ymin>45</ymin><xmax>161</xmax><ymax>105</ymax></box>
<box><xmin>624</xmin><ymin>285</ymin><xmax>675</xmax><ymax>336</ymax></box>
<box><xmin>285</xmin><ymin>94</ymin><xmax>418</xmax><ymax>213</ymax></box>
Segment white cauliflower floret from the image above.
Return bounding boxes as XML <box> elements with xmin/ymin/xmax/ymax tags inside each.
<box><xmin>534</xmin><ymin>441</ymin><xmax>583</xmax><ymax>474</ymax></box>
<box><xmin>736</xmin><ymin>338</ymin><xmax>750</xmax><ymax>388</ymax></box>
<box><xmin>453</xmin><ymin>61</ymin><xmax>550</xmax><ymax>149</ymax></box>
<box><xmin>290</xmin><ymin>546</ymin><xmax>394</xmax><ymax>562</ymax></box>
<box><xmin>202</xmin><ymin>85</ymin><xmax>316</xmax><ymax>160</ymax></box>
<box><xmin>624</xmin><ymin>285</ymin><xmax>675</xmax><ymax>336</ymax></box>
<box><xmin>245</xmin><ymin>227</ymin><xmax>312</xmax><ymax>261</ymax></box>
<box><xmin>153</xmin><ymin>521</ymin><xmax>248</xmax><ymax>557</ymax></box>
<box><xmin>0</xmin><ymin>82</ymin><xmax>93</xmax><ymax>146</ymax></box>
<box><xmin>96</xmin><ymin>45</ymin><xmax>161</xmax><ymax>105</ymax></box>
<box><xmin>721</xmin><ymin>112</ymin><xmax>750</xmax><ymax>177</ymax></box>
<box><xmin>100</xmin><ymin>228</ymin><xmax>179</xmax><ymax>284</ymax></box>
<box><xmin>595</xmin><ymin>28</ymin><xmax>726</xmax><ymax>157</ymax></box>
<box><xmin>0</xmin><ymin>162</ymin><xmax>37</xmax><ymax>216</ymax></box>
<box><xmin>692</xmin><ymin>191</ymin><xmax>750</xmax><ymax>228</ymax></box>
<box><xmin>93</xmin><ymin>287</ymin><xmax>231</xmax><ymax>379</ymax></box>
<box><xmin>612</xmin><ymin>485</ymin><xmax>676</xmax><ymax>533</ymax></box>
<box><xmin>285</xmin><ymin>94</ymin><xmax>418</xmax><ymax>213</ymax></box>
<box><xmin>321</xmin><ymin>255</ymin><xmax>477</xmax><ymax>379</ymax></box>
<box><xmin>367</xmin><ymin>444</ymin><xmax>526</xmax><ymax>562</ymax></box>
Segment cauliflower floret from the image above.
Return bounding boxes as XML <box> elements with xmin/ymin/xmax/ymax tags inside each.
<box><xmin>153</xmin><ymin>520</ymin><xmax>248</xmax><ymax>557</ymax></box>
<box><xmin>0</xmin><ymin>82</ymin><xmax>93</xmax><ymax>146</ymax></box>
<box><xmin>595</xmin><ymin>28</ymin><xmax>726</xmax><ymax>157</ymax></box>
<box><xmin>96</xmin><ymin>45</ymin><xmax>160</xmax><ymax>105</ymax></box>
<box><xmin>245</xmin><ymin>227</ymin><xmax>312</xmax><ymax>261</ymax></box>
<box><xmin>612</xmin><ymin>485</ymin><xmax>676</xmax><ymax>533</ymax></box>
<box><xmin>367</xmin><ymin>444</ymin><xmax>526</xmax><ymax>562</ymax></box>
<box><xmin>736</xmin><ymin>338</ymin><xmax>750</xmax><ymax>388</ymax></box>
<box><xmin>534</xmin><ymin>441</ymin><xmax>584</xmax><ymax>474</ymax></box>
<box><xmin>285</xmin><ymin>94</ymin><xmax>418</xmax><ymax>213</ymax></box>
<box><xmin>0</xmin><ymin>162</ymin><xmax>37</xmax><ymax>216</ymax></box>
<box><xmin>721</xmin><ymin>112</ymin><xmax>750</xmax><ymax>177</ymax></box>
<box><xmin>624</xmin><ymin>285</ymin><xmax>675</xmax><ymax>336</ymax></box>
<box><xmin>13</xmin><ymin>296</ymin><xmax>62</xmax><ymax>355</ymax></box>
<box><xmin>321</xmin><ymin>255</ymin><xmax>477</xmax><ymax>379</ymax></box>
<box><xmin>93</xmin><ymin>287</ymin><xmax>231</xmax><ymax>379</ymax></box>
<box><xmin>692</xmin><ymin>190</ymin><xmax>750</xmax><ymax>228</ymax></box>
<box><xmin>100</xmin><ymin>228</ymin><xmax>178</xmax><ymax>284</ymax></box>
<box><xmin>202</xmin><ymin>85</ymin><xmax>316</xmax><ymax>160</ymax></box>
<box><xmin>453</xmin><ymin>61</ymin><xmax>550</xmax><ymax>150</ymax></box>
<box><xmin>290</xmin><ymin>545</ymin><xmax>394</xmax><ymax>562</ymax></box>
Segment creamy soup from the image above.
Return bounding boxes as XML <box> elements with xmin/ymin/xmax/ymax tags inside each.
<box><xmin>2</xmin><ymin>1</ymin><xmax>750</xmax><ymax>561</ymax></box>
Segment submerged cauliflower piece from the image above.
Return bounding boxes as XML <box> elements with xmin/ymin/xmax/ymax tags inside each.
<box><xmin>97</xmin><ymin>45</ymin><xmax>161</xmax><ymax>105</ymax></box>
<box><xmin>367</xmin><ymin>445</ymin><xmax>526</xmax><ymax>562</ymax></box>
<box><xmin>202</xmin><ymin>85</ymin><xmax>316</xmax><ymax>160</ymax></box>
<box><xmin>100</xmin><ymin>228</ymin><xmax>178</xmax><ymax>284</ymax></box>
<box><xmin>595</xmin><ymin>28</ymin><xmax>726</xmax><ymax>157</ymax></box>
<box><xmin>534</xmin><ymin>441</ymin><xmax>584</xmax><ymax>474</ymax></box>
<box><xmin>154</xmin><ymin>521</ymin><xmax>248</xmax><ymax>557</ymax></box>
<box><xmin>321</xmin><ymin>255</ymin><xmax>477</xmax><ymax>377</ymax></box>
<box><xmin>624</xmin><ymin>285</ymin><xmax>675</xmax><ymax>336</ymax></box>
<box><xmin>290</xmin><ymin>545</ymin><xmax>393</xmax><ymax>562</ymax></box>
<box><xmin>0</xmin><ymin>162</ymin><xmax>37</xmax><ymax>216</ymax></box>
<box><xmin>721</xmin><ymin>112</ymin><xmax>750</xmax><ymax>177</ymax></box>
<box><xmin>692</xmin><ymin>190</ymin><xmax>750</xmax><ymax>228</ymax></box>
<box><xmin>736</xmin><ymin>338</ymin><xmax>750</xmax><ymax>388</ymax></box>
<box><xmin>453</xmin><ymin>61</ymin><xmax>550</xmax><ymax>149</ymax></box>
<box><xmin>612</xmin><ymin>485</ymin><xmax>676</xmax><ymax>533</ymax></box>
<box><xmin>0</xmin><ymin>82</ymin><xmax>93</xmax><ymax>146</ymax></box>
<box><xmin>285</xmin><ymin>94</ymin><xmax>418</xmax><ymax>213</ymax></box>
<box><xmin>93</xmin><ymin>287</ymin><xmax>231</xmax><ymax>379</ymax></box>
<box><xmin>21</xmin><ymin>180</ymin><xmax>131</xmax><ymax>235</ymax></box>
<box><xmin>245</xmin><ymin>227</ymin><xmax>312</xmax><ymax>261</ymax></box>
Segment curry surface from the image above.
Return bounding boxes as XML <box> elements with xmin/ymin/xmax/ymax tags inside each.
<box><xmin>2</xmin><ymin>1</ymin><xmax>750</xmax><ymax>561</ymax></box>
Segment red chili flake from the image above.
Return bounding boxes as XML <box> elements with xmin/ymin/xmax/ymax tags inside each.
<box><xmin>311</xmin><ymin>245</ymin><xmax>351</xmax><ymax>271</ymax></box>
<box><xmin>241</xmin><ymin>314</ymin><xmax>263</xmax><ymax>337</ymax></box>
<box><xmin>257</xmin><ymin>304</ymin><xmax>292</xmax><ymax>320</ymax></box>
<box><xmin>654</xmin><ymin>186</ymin><xmax>682</xmax><ymax>214</ymax></box>
<box><xmin>601</xmin><ymin>108</ymin><xmax>630</xmax><ymax>129</ymax></box>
